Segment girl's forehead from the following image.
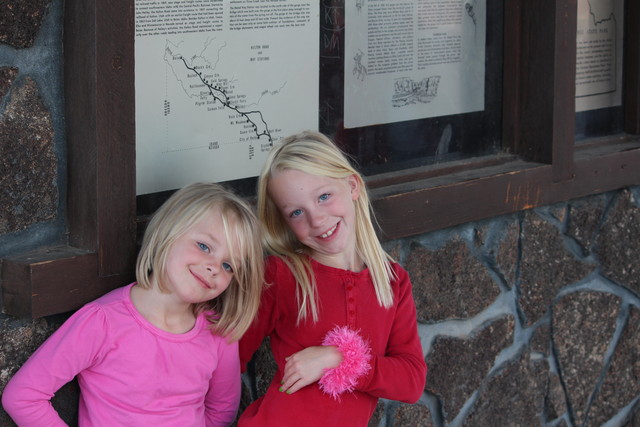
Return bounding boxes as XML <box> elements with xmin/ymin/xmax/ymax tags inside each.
<box><xmin>270</xmin><ymin>168</ymin><xmax>338</xmax><ymax>186</ymax></box>
<box><xmin>269</xmin><ymin>170</ymin><xmax>321</xmax><ymax>195</ymax></box>
<box><xmin>186</xmin><ymin>206</ymin><xmax>237</xmax><ymax>236</ymax></box>
<box><xmin>190</xmin><ymin>206</ymin><xmax>224</xmax><ymax>227</ymax></box>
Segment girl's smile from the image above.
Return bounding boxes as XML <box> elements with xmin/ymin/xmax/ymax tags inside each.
<box><xmin>162</xmin><ymin>206</ymin><xmax>237</xmax><ymax>305</ymax></box>
<box><xmin>190</xmin><ymin>268</ymin><xmax>213</xmax><ymax>290</ymax></box>
<box><xmin>268</xmin><ymin>168</ymin><xmax>363</xmax><ymax>271</ymax></box>
<box><xmin>319</xmin><ymin>223</ymin><xmax>338</xmax><ymax>239</ymax></box>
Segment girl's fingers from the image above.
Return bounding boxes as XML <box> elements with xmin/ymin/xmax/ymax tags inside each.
<box><xmin>280</xmin><ymin>355</ymin><xmax>306</xmax><ymax>394</ymax></box>
<box><xmin>279</xmin><ymin>374</ymin><xmax>300</xmax><ymax>394</ymax></box>
<box><xmin>280</xmin><ymin>375</ymin><xmax>313</xmax><ymax>394</ymax></box>
<box><xmin>279</xmin><ymin>346</ymin><xmax>342</xmax><ymax>394</ymax></box>
<box><xmin>279</xmin><ymin>359</ymin><xmax>295</xmax><ymax>391</ymax></box>
<box><xmin>283</xmin><ymin>378</ymin><xmax>304</xmax><ymax>394</ymax></box>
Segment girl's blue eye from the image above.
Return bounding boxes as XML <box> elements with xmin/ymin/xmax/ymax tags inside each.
<box><xmin>290</xmin><ymin>209</ymin><xmax>303</xmax><ymax>218</ymax></box>
<box><xmin>222</xmin><ymin>262</ymin><xmax>234</xmax><ymax>273</ymax></box>
<box><xmin>197</xmin><ymin>242</ymin><xmax>210</xmax><ymax>253</ymax></box>
<box><xmin>319</xmin><ymin>193</ymin><xmax>329</xmax><ymax>202</ymax></box>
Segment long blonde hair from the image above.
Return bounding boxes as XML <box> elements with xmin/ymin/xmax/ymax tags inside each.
<box><xmin>136</xmin><ymin>182</ymin><xmax>264</xmax><ymax>341</ymax></box>
<box><xmin>257</xmin><ymin>131</ymin><xmax>395</xmax><ymax>323</ymax></box>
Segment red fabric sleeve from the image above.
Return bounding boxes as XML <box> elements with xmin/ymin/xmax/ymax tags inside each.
<box><xmin>354</xmin><ymin>265</ymin><xmax>427</xmax><ymax>403</ymax></box>
<box><xmin>239</xmin><ymin>258</ymin><xmax>279</xmax><ymax>372</ymax></box>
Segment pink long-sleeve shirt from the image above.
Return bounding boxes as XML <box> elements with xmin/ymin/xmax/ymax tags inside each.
<box><xmin>239</xmin><ymin>256</ymin><xmax>427</xmax><ymax>426</ymax></box>
<box><xmin>2</xmin><ymin>283</ymin><xmax>240</xmax><ymax>426</ymax></box>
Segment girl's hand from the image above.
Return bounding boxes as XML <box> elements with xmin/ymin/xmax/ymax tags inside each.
<box><xmin>280</xmin><ymin>346</ymin><xmax>343</xmax><ymax>394</ymax></box>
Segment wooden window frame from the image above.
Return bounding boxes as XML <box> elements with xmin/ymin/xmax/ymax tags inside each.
<box><xmin>2</xmin><ymin>0</ymin><xmax>639</xmax><ymax>318</ymax></box>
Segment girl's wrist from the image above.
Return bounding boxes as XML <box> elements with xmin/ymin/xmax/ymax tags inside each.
<box><xmin>318</xmin><ymin>326</ymin><xmax>372</xmax><ymax>399</ymax></box>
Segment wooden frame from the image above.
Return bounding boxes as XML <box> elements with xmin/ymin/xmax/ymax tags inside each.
<box><xmin>2</xmin><ymin>0</ymin><xmax>136</xmax><ymax>318</ymax></box>
<box><xmin>2</xmin><ymin>0</ymin><xmax>640</xmax><ymax>317</ymax></box>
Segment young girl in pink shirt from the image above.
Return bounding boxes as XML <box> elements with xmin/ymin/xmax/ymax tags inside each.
<box><xmin>2</xmin><ymin>182</ymin><xmax>264</xmax><ymax>426</ymax></box>
<box><xmin>239</xmin><ymin>131</ymin><xmax>426</xmax><ymax>426</ymax></box>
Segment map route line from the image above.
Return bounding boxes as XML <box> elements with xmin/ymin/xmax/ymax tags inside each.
<box><xmin>179</xmin><ymin>56</ymin><xmax>274</xmax><ymax>146</ymax></box>
<box><xmin>586</xmin><ymin>0</ymin><xmax>616</xmax><ymax>27</ymax></box>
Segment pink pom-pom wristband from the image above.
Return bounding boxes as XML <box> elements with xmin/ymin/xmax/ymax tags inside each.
<box><xmin>318</xmin><ymin>326</ymin><xmax>372</xmax><ymax>399</ymax></box>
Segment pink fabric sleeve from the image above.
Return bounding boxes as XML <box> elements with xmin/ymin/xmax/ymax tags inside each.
<box><xmin>1</xmin><ymin>305</ymin><xmax>108</xmax><ymax>426</ymax></box>
<box><xmin>204</xmin><ymin>339</ymin><xmax>241</xmax><ymax>426</ymax></box>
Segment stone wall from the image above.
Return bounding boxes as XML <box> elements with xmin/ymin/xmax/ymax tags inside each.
<box><xmin>1</xmin><ymin>1</ymin><xmax>639</xmax><ymax>426</ymax></box>
<box><xmin>245</xmin><ymin>188</ymin><xmax>640</xmax><ymax>426</ymax></box>
<box><xmin>0</xmin><ymin>0</ymin><xmax>65</xmax><ymax>260</ymax></box>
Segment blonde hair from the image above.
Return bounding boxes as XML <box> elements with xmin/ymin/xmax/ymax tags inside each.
<box><xmin>136</xmin><ymin>182</ymin><xmax>264</xmax><ymax>341</ymax></box>
<box><xmin>257</xmin><ymin>131</ymin><xmax>395</xmax><ymax>323</ymax></box>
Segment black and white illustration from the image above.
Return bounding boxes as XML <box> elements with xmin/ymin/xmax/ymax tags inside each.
<box><xmin>392</xmin><ymin>76</ymin><xmax>441</xmax><ymax>107</ymax></box>
<box><xmin>344</xmin><ymin>0</ymin><xmax>486</xmax><ymax>128</ymax></box>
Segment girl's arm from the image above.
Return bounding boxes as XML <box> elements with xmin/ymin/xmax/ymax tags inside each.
<box><xmin>280</xmin><ymin>266</ymin><xmax>426</xmax><ymax>401</ymax></box>
<box><xmin>350</xmin><ymin>266</ymin><xmax>427</xmax><ymax>403</ymax></box>
<box><xmin>238</xmin><ymin>259</ymin><xmax>279</xmax><ymax>371</ymax></box>
<box><xmin>204</xmin><ymin>340</ymin><xmax>241</xmax><ymax>427</ymax></box>
<box><xmin>279</xmin><ymin>345</ymin><xmax>342</xmax><ymax>394</ymax></box>
<box><xmin>2</xmin><ymin>305</ymin><xmax>108</xmax><ymax>426</ymax></box>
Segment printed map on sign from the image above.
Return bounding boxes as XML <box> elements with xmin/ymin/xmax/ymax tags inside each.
<box><xmin>135</xmin><ymin>0</ymin><xmax>319</xmax><ymax>195</ymax></box>
<box><xmin>164</xmin><ymin>38</ymin><xmax>277</xmax><ymax>149</ymax></box>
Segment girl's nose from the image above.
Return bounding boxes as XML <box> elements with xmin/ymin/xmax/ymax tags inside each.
<box><xmin>308</xmin><ymin>210</ymin><xmax>326</xmax><ymax>227</ymax></box>
<box><xmin>205</xmin><ymin>261</ymin><xmax>220</xmax><ymax>276</ymax></box>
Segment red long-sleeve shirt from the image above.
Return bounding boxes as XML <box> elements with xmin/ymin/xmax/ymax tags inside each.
<box><xmin>239</xmin><ymin>256</ymin><xmax>427</xmax><ymax>426</ymax></box>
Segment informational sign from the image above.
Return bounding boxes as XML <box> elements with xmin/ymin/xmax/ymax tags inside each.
<box><xmin>344</xmin><ymin>0</ymin><xmax>486</xmax><ymax>129</ymax></box>
<box><xmin>575</xmin><ymin>0</ymin><xmax>623</xmax><ymax>112</ymax></box>
<box><xmin>135</xmin><ymin>0</ymin><xmax>319</xmax><ymax>195</ymax></box>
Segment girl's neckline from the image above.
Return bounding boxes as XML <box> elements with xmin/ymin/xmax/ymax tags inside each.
<box><xmin>308</xmin><ymin>256</ymin><xmax>370</xmax><ymax>275</ymax></box>
<box><xmin>125</xmin><ymin>283</ymin><xmax>203</xmax><ymax>340</ymax></box>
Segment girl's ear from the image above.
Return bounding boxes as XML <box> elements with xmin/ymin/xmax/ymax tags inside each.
<box><xmin>347</xmin><ymin>174</ymin><xmax>361</xmax><ymax>201</ymax></box>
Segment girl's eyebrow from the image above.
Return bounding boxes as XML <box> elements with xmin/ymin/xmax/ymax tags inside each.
<box><xmin>193</xmin><ymin>230</ymin><xmax>221</xmax><ymax>246</ymax></box>
<box><xmin>196</xmin><ymin>229</ymin><xmax>239</xmax><ymax>258</ymax></box>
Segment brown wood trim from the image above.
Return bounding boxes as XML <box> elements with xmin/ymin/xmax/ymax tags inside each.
<box><xmin>0</xmin><ymin>0</ymin><xmax>138</xmax><ymax>318</ymax></box>
<box><xmin>2</xmin><ymin>0</ymin><xmax>136</xmax><ymax>318</ymax></box>
<box><xmin>2</xmin><ymin>247</ymin><xmax>132</xmax><ymax>318</ymax></box>
<box><xmin>64</xmin><ymin>0</ymin><xmax>98</xmax><ymax>251</ymax></box>
<box><xmin>373</xmin><ymin>141</ymin><xmax>640</xmax><ymax>240</ymax></box>
<box><xmin>550</xmin><ymin>0</ymin><xmax>576</xmax><ymax>183</ymax></box>
<box><xmin>95</xmin><ymin>0</ymin><xmax>136</xmax><ymax>276</ymax></box>
<box><xmin>366</xmin><ymin>154</ymin><xmax>518</xmax><ymax>189</ymax></box>
<box><xmin>64</xmin><ymin>0</ymin><xmax>136</xmax><ymax>276</ymax></box>
<box><xmin>6</xmin><ymin>139</ymin><xmax>637</xmax><ymax>318</ymax></box>
<box><xmin>502</xmin><ymin>1</ymin><xmax>523</xmax><ymax>154</ymax></box>
<box><xmin>512</xmin><ymin>0</ymin><xmax>576</xmax><ymax>184</ymax></box>
<box><xmin>514</xmin><ymin>0</ymin><xmax>555</xmax><ymax>164</ymax></box>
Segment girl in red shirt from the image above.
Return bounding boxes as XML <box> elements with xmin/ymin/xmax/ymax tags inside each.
<box><xmin>239</xmin><ymin>131</ymin><xmax>426</xmax><ymax>426</ymax></box>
